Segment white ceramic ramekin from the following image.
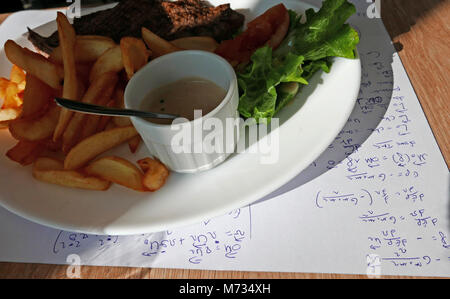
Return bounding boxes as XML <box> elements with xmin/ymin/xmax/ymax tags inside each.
<box><xmin>124</xmin><ymin>50</ymin><xmax>239</xmax><ymax>173</ymax></box>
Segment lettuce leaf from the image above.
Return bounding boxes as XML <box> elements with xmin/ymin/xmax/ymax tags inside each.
<box><xmin>237</xmin><ymin>0</ymin><xmax>359</xmax><ymax>121</ymax></box>
<box><xmin>237</xmin><ymin>46</ymin><xmax>306</xmax><ymax>121</ymax></box>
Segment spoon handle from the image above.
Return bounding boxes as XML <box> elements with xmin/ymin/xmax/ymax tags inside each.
<box><xmin>55</xmin><ymin>97</ymin><xmax>179</xmax><ymax>120</ymax></box>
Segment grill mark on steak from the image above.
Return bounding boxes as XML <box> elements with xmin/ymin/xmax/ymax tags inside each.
<box><xmin>28</xmin><ymin>0</ymin><xmax>244</xmax><ymax>54</ymax></box>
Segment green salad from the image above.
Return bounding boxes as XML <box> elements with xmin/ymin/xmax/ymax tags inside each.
<box><xmin>237</xmin><ymin>0</ymin><xmax>360</xmax><ymax>122</ymax></box>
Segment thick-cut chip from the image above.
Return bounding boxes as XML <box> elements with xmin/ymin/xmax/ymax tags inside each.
<box><xmin>6</xmin><ymin>140</ymin><xmax>44</xmax><ymax>166</ymax></box>
<box><xmin>128</xmin><ymin>135</ymin><xmax>141</xmax><ymax>153</ymax></box>
<box><xmin>53</xmin><ymin>12</ymin><xmax>79</xmax><ymax>141</ymax></box>
<box><xmin>120</xmin><ymin>37</ymin><xmax>150</xmax><ymax>80</ymax></box>
<box><xmin>0</xmin><ymin>107</ymin><xmax>21</xmax><ymax>122</ymax></box>
<box><xmin>79</xmin><ymin>114</ymin><xmax>103</xmax><ymax>141</ymax></box>
<box><xmin>137</xmin><ymin>157</ymin><xmax>169</xmax><ymax>192</ymax></box>
<box><xmin>0</xmin><ymin>77</ymin><xmax>9</xmax><ymax>101</ymax></box>
<box><xmin>50</xmin><ymin>35</ymin><xmax>116</xmax><ymax>64</ymax></box>
<box><xmin>89</xmin><ymin>46</ymin><xmax>123</xmax><ymax>83</ymax></box>
<box><xmin>9</xmin><ymin>105</ymin><xmax>60</xmax><ymax>141</ymax></box>
<box><xmin>75</xmin><ymin>63</ymin><xmax>93</xmax><ymax>86</ymax></box>
<box><xmin>0</xmin><ymin>121</ymin><xmax>9</xmax><ymax>129</ymax></box>
<box><xmin>113</xmin><ymin>115</ymin><xmax>132</xmax><ymax>128</ymax></box>
<box><xmin>141</xmin><ymin>27</ymin><xmax>181</xmax><ymax>58</ymax></box>
<box><xmin>41</xmin><ymin>138</ymin><xmax>62</xmax><ymax>152</ymax></box>
<box><xmin>64</xmin><ymin>126</ymin><xmax>138</xmax><ymax>170</ymax></box>
<box><xmin>104</xmin><ymin>120</ymin><xmax>116</xmax><ymax>131</ymax></box>
<box><xmin>20</xmin><ymin>74</ymin><xmax>53</xmax><ymax>119</ymax></box>
<box><xmin>3</xmin><ymin>81</ymin><xmax>21</xmax><ymax>108</ymax></box>
<box><xmin>111</xmin><ymin>85</ymin><xmax>132</xmax><ymax>127</ymax></box>
<box><xmin>62</xmin><ymin>72</ymin><xmax>118</xmax><ymax>153</ymax></box>
<box><xmin>34</xmin><ymin>156</ymin><xmax>64</xmax><ymax>170</ymax></box>
<box><xmin>96</xmin><ymin>99</ymin><xmax>115</xmax><ymax>132</ymax></box>
<box><xmin>10</xmin><ymin>65</ymin><xmax>26</xmax><ymax>85</ymax></box>
<box><xmin>171</xmin><ymin>36</ymin><xmax>219</xmax><ymax>52</ymax></box>
<box><xmin>4</xmin><ymin>40</ymin><xmax>63</xmax><ymax>89</ymax></box>
<box><xmin>85</xmin><ymin>156</ymin><xmax>145</xmax><ymax>191</ymax></box>
<box><xmin>77</xmin><ymin>83</ymin><xmax>116</xmax><ymax>141</ymax></box>
<box><xmin>33</xmin><ymin>157</ymin><xmax>111</xmax><ymax>190</ymax></box>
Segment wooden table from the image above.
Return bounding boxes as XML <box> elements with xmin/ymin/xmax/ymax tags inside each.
<box><xmin>0</xmin><ymin>0</ymin><xmax>448</xmax><ymax>279</ymax></box>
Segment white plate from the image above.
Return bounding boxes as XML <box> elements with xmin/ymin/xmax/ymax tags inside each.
<box><xmin>0</xmin><ymin>0</ymin><xmax>361</xmax><ymax>235</ymax></box>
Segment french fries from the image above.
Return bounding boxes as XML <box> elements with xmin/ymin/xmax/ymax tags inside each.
<box><xmin>89</xmin><ymin>45</ymin><xmax>124</xmax><ymax>83</ymax></box>
<box><xmin>137</xmin><ymin>158</ymin><xmax>170</xmax><ymax>192</ymax></box>
<box><xmin>9</xmin><ymin>64</ymin><xmax>26</xmax><ymax>85</ymax></box>
<box><xmin>112</xmin><ymin>85</ymin><xmax>132</xmax><ymax>127</ymax></box>
<box><xmin>53</xmin><ymin>12</ymin><xmax>80</xmax><ymax>141</ymax></box>
<box><xmin>6</xmin><ymin>140</ymin><xmax>44</xmax><ymax>166</ymax></box>
<box><xmin>20</xmin><ymin>74</ymin><xmax>53</xmax><ymax>119</ymax></box>
<box><xmin>4</xmin><ymin>40</ymin><xmax>63</xmax><ymax>89</ymax></box>
<box><xmin>141</xmin><ymin>27</ymin><xmax>181</xmax><ymax>58</ymax></box>
<box><xmin>128</xmin><ymin>135</ymin><xmax>141</xmax><ymax>153</ymax></box>
<box><xmin>33</xmin><ymin>157</ymin><xmax>111</xmax><ymax>190</ymax></box>
<box><xmin>9</xmin><ymin>104</ymin><xmax>60</xmax><ymax>141</ymax></box>
<box><xmin>171</xmin><ymin>36</ymin><xmax>219</xmax><ymax>52</ymax></box>
<box><xmin>120</xmin><ymin>37</ymin><xmax>151</xmax><ymax>80</ymax></box>
<box><xmin>62</xmin><ymin>72</ymin><xmax>118</xmax><ymax>153</ymax></box>
<box><xmin>77</xmin><ymin>83</ymin><xmax>117</xmax><ymax>141</ymax></box>
<box><xmin>1</xmin><ymin>17</ymin><xmax>174</xmax><ymax>193</ymax></box>
<box><xmin>0</xmin><ymin>77</ymin><xmax>9</xmax><ymax>100</ymax></box>
<box><xmin>0</xmin><ymin>108</ymin><xmax>21</xmax><ymax>122</ymax></box>
<box><xmin>85</xmin><ymin>156</ymin><xmax>145</xmax><ymax>191</ymax></box>
<box><xmin>64</xmin><ymin>126</ymin><xmax>139</xmax><ymax>170</ymax></box>
<box><xmin>0</xmin><ymin>66</ymin><xmax>25</xmax><ymax>123</ymax></box>
<box><xmin>50</xmin><ymin>35</ymin><xmax>116</xmax><ymax>64</ymax></box>
<box><xmin>96</xmin><ymin>99</ymin><xmax>115</xmax><ymax>132</ymax></box>
<box><xmin>3</xmin><ymin>81</ymin><xmax>22</xmax><ymax>108</ymax></box>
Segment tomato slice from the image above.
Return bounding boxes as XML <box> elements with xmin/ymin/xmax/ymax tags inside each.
<box><xmin>215</xmin><ymin>4</ymin><xmax>290</xmax><ymax>66</ymax></box>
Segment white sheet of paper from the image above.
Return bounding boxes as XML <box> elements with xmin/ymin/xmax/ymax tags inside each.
<box><xmin>0</xmin><ymin>1</ymin><xmax>448</xmax><ymax>277</ymax></box>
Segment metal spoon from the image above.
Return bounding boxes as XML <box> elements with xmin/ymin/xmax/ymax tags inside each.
<box><xmin>55</xmin><ymin>97</ymin><xmax>179</xmax><ymax>120</ymax></box>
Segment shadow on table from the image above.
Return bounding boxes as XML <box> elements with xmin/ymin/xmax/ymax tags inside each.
<box><xmin>381</xmin><ymin>0</ymin><xmax>445</xmax><ymax>51</ymax></box>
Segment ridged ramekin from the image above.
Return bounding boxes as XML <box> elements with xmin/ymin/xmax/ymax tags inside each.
<box><xmin>124</xmin><ymin>50</ymin><xmax>239</xmax><ymax>173</ymax></box>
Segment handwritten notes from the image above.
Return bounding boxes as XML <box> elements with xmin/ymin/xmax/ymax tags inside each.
<box><xmin>0</xmin><ymin>1</ymin><xmax>448</xmax><ymax>277</ymax></box>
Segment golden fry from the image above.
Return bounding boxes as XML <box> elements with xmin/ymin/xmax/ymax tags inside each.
<box><xmin>137</xmin><ymin>157</ymin><xmax>170</xmax><ymax>191</ymax></box>
<box><xmin>0</xmin><ymin>107</ymin><xmax>21</xmax><ymax>122</ymax></box>
<box><xmin>0</xmin><ymin>77</ymin><xmax>9</xmax><ymax>100</ymax></box>
<box><xmin>33</xmin><ymin>157</ymin><xmax>111</xmax><ymax>190</ymax></box>
<box><xmin>50</xmin><ymin>35</ymin><xmax>116</xmax><ymax>64</ymax></box>
<box><xmin>10</xmin><ymin>64</ymin><xmax>26</xmax><ymax>85</ymax></box>
<box><xmin>171</xmin><ymin>36</ymin><xmax>219</xmax><ymax>52</ymax></box>
<box><xmin>20</xmin><ymin>74</ymin><xmax>53</xmax><ymax>119</ymax></box>
<box><xmin>128</xmin><ymin>135</ymin><xmax>141</xmax><ymax>154</ymax></box>
<box><xmin>4</xmin><ymin>40</ymin><xmax>63</xmax><ymax>89</ymax></box>
<box><xmin>141</xmin><ymin>27</ymin><xmax>181</xmax><ymax>58</ymax></box>
<box><xmin>9</xmin><ymin>105</ymin><xmax>60</xmax><ymax>141</ymax></box>
<box><xmin>53</xmin><ymin>12</ymin><xmax>79</xmax><ymax>141</ymax></box>
<box><xmin>3</xmin><ymin>82</ymin><xmax>21</xmax><ymax>108</ymax></box>
<box><xmin>6</xmin><ymin>140</ymin><xmax>44</xmax><ymax>166</ymax></box>
<box><xmin>85</xmin><ymin>156</ymin><xmax>145</xmax><ymax>191</ymax></box>
<box><xmin>64</xmin><ymin>126</ymin><xmax>138</xmax><ymax>170</ymax></box>
<box><xmin>89</xmin><ymin>46</ymin><xmax>123</xmax><ymax>83</ymax></box>
<box><xmin>120</xmin><ymin>37</ymin><xmax>150</xmax><ymax>80</ymax></box>
<box><xmin>62</xmin><ymin>72</ymin><xmax>118</xmax><ymax>153</ymax></box>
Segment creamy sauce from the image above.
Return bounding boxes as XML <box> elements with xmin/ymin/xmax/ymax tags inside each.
<box><xmin>140</xmin><ymin>77</ymin><xmax>227</xmax><ymax>125</ymax></box>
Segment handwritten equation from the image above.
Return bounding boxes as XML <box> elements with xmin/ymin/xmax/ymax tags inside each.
<box><xmin>310</xmin><ymin>44</ymin><xmax>449</xmax><ymax>272</ymax></box>
<box><xmin>50</xmin><ymin>206</ymin><xmax>252</xmax><ymax>266</ymax></box>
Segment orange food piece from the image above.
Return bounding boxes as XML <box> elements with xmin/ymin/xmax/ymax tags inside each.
<box><xmin>215</xmin><ymin>3</ymin><xmax>289</xmax><ymax>66</ymax></box>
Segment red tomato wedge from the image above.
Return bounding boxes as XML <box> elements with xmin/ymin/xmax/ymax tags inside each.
<box><xmin>215</xmin><ymin>4</ymin><xmax>290</xmax><ymax>66</ymax></box>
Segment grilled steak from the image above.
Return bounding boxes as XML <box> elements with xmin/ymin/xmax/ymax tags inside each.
<box><xmin>28</xmin><ymin>0</ymin><xmax>245</xmax><ymax>54</ymax></box>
